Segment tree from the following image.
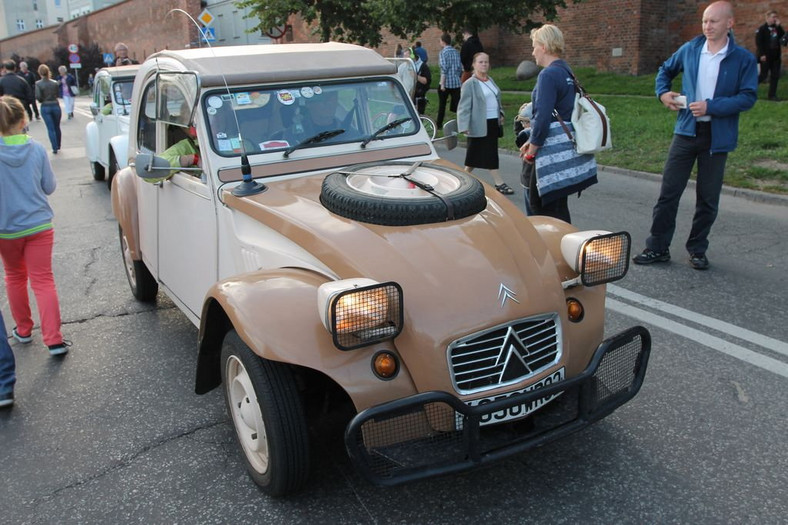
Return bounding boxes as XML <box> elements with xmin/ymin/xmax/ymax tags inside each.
<box><xmin>236</xmin><ymin>0</ymin><xmax>581</xmax><ymax>46</ymax></box>
<box><xmin>372</xmin><ymin>0</ymin><xmax>582</xmax><ymax>39</ymax></box>
<box><xmin>235</xmin><ymin>0</ymin><xmax>385</xmax><ymax>46</ymax></box>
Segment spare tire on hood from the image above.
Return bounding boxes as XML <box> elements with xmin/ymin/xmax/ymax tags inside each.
<box><xmin>320</xmin><ymin>161</ymin><xmax>487</xmax><ymax>226</ymax></box>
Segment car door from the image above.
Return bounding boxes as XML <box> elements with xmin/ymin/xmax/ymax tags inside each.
<box><xmin>95</xmin><ymin>74</ymin><xmax>117</xmax><ymax>167</ymax></box>
<box><xmin>153</xmin><ymin>73</ymin><xmax>217</xmax><ymax>322</ymax></box>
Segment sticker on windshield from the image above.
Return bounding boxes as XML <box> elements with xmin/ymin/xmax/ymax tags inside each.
<box><xmin>206</xmin><ymin>107</ymin><xmax>217</xmax><ymax>115</ymax></box>
<box><xmin>300</xmin><ymin>87</ymin><xmax>314</xmax><ymax>99</ymax></box>
<box><xmin>207</xmin><ymin>96</ymin><xmax>223</xmax><ymax>109</ymax></box>
<box><xmin>250</xmin><ymin>92</ymin><xmax>270</xmax><ymax>106</ymax></box>
<box><xmin>235</xmin><ymin>92</ymin><xmax>252</xmax><ymax>106</ymax></box>
<box><xmin>277</xmin><ymin>90</ymin><xmax>295</xmax><ymax>105</ymax></box>
<box><xmin>312</xmin><ymin>86</ymin><xmax>322</xmax><ymax>95</ymax></box>
<box><xmin>261</xmin><ymin>140</ymin><xmax>289</xmax><ymax>150</ymax></box>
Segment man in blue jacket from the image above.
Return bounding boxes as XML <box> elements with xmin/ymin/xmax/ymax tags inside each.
<box><xmin>633</xmin><ymin>1</ymin><xmax>757</xmax><ymax>270</ymax></box>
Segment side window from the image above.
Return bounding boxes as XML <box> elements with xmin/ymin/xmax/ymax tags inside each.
<box><xmin>94</xmin><ymin>76</ymin><xmax>110</xmax><ymax>108</ymax></box>
<box><xmin>137</xmin><ymin>83</ymin><xmax>158</xmax><ymax>152</ymax></box>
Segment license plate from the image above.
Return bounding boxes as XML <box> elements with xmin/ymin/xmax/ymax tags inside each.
<box><xmin>464</xmin><ymin>368</ymin><xmax>565</xmax><ymax>427</ymax></box>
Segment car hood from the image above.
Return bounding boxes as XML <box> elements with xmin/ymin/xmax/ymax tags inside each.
<box><xmin>224</xmin><ymin>168</ymin><xmax>571</xmax><ymax>394</ymax></box>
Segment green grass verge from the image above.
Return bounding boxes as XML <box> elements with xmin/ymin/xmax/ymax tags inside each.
<box><xmin>425</xmin><ymin>65</ymin><xmax>788</xmax><ymax>194</ymax></box>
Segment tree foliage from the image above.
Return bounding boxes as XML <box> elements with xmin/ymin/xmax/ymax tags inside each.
<box><xmin>235</xmin><ymin>0</ymin><xmax>385</xmax><ymax>46</ymax></box>
<box><xmin>235</xmin><ymin>0</ymin><xmax>581</xmax><ymax>45</ymax></box>
<box><xmin>375</xmin><ymin>0</ymin><xmax>580</xmax><ymax>38</ymax></box>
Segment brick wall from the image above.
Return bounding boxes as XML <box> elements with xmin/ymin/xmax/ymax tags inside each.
<box><xmin>1</xmin><ymin>0</ymin><xmax>778</xmax><ymax>76</ymax></box>
<box><xmin>373</xmin><ymin>0</ymin><xmax>775</xmax><ymax>76</ymax></box>
<box><xmin>0</xmin><ymin>0</ymin><xmax>201</xmax><ymax>65</ymax></box>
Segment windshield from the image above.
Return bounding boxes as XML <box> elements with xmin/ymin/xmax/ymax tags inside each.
<box><xmin>113</xmin><ymin>79</ymin><xmax>134</xmax><ymax>106</ymax></box>
<box><xmin>203</xmin><ymin>78</ymin><xmax>419</xmax><ymax>157</ymax></box>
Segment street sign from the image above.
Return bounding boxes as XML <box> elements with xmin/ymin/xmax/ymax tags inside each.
<box><xmin>68</xmin><ymin>43</ymin><xmax>78</xmax><ymax>53</ymax></box>
<box><xmin>104</xmin><ymin>53</ymin><xmax>115</xmax><ymax>65</ymax></box>
<box><xmin>70</xmin><ymin>63</ymin><xmax>82</xmax><ymax>69</ymax></box>
<box><xmin>200</xmin><ymin>27</ymin><xmax>216</xmax><ymax>43</ymax></box>
<box><xmin>69</xmin><ymin>53</ymin><xmax>81</xmax><ymax>63</ymax></box>
<box><xmin>198</xmin><ymin>9</ymin><xmax>214</xmax><ymax>26</ymax></box>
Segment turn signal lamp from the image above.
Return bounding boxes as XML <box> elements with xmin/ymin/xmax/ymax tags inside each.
<box><xmin>566</xmin><ymin>298</ymin><xmax>584</xmax><ymax>322</ymax></box>
<box><xmin>561</xmin><ymin>231</ymin><xmax>631</xmax><ymax>287</ymax></box>
<box><xmin>318</xmin><ymin>279</ymin><xmax>403</xmax><ymax>350</ymax></box>
<box><xmin>373</xmin><ymin>351</ymin><xmax>399</xmax><ymax>379</ymax></box>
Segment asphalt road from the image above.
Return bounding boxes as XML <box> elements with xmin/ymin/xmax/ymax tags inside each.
<box><xmin>1</xmin><ymin>100</ymin><xmax>786</xmax><ymax>524</ymax></box>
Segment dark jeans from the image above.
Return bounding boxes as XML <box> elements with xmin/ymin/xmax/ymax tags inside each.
<box><xmin>25</xmin><ymin>99</ymin><xmax>40</xmax><ymax>119</ymax></box>
<box><xmin>436</xmin><ymin>87</ymin><xmax>460</xmax><ymax>129</ymax></box>
<box><xmin>40</xmin><ymin>102</ymin><xmax>62</xmax><ymax>152</ymax></box>
<box><xmin>646</xmin><ymin>123</ymin><xmax>727</xmax><ymax>256</ymax></box>
<box><xmin>758</xmin><ymin>55</ymin><xmax>782</xmax><ymax>98</ymax></box>
<box><xmin>0</xmin><ymin>310</ymin><xmax>15</xmax><ymax>395</ymax></box>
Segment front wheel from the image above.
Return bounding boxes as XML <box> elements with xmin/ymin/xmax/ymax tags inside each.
<box><xmin>91</xmin><ymin>161</ymin><xmax>105</xmax><ymax>181</ymax></box>
<box><xmin>221</xmin><ymin>330</ymin><xmax>310</xmax><ymax>496</ymax></box>
<box><xmin>119</xmin><ymin>225</ymin><xmax>157</xmax><ymax>301</ymax></box>
<box><xmin>107</xmin><ymin>152</ymin><xmax>120</xmax><ymax>190</ymax></box>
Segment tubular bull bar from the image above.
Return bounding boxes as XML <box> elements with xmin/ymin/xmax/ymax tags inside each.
<box><xmin>345</xmin><ymin>325</ymin><xmax>651</xmax><ymax>486</ymax></box>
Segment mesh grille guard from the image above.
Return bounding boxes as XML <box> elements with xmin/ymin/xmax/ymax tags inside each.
<box><xmin>344</xmin><ymin>325</ymin><xmax>651</xmax><ymax>487</ymax></box>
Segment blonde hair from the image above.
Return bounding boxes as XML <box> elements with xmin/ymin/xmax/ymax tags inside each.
<box><xmin>38</xmin><ymin>64</ymin><xmax>51</xmax><ymax>80</ymax></box>
<box><xmin>0</xmin><ymin>95</ymin><xmax>27</xmax><ymax>135</ymax></box>
<box><xmin>530</xmin><ymin>24</ymin><xmax>565</xmax><ymax>56</ymax></box>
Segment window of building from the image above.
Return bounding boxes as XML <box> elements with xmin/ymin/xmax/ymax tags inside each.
<box><xmin>16</xmin><ymin>19</ymin><xmax>26</xmax><ymax>31</ymax></box>
<box><xmin>36</xmin><ymin>19</ymin><xmax>44</xmax><ymax>29</ymax></box>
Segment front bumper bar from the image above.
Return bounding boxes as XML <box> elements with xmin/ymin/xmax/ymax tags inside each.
<box><xmin>345</xmin><ymin>325</ymin><xmax>650</xmax><ymax>486</ymax></box>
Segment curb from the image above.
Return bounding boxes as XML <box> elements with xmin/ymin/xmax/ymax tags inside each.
<box><xmin>494</xmin><ymin>147</ymin><xmax>788</xmax><ymax>208</ymax></box>
<box><xmin>598</xmin><ymin>165</ymin><xmax>788</xmax><ymax>207</ymax></box>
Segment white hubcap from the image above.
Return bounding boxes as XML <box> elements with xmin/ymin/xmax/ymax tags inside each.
<box><xmin>226</xmin><ymin>355</ymin><xmax>269</xmax><ymax>473</ymax></box>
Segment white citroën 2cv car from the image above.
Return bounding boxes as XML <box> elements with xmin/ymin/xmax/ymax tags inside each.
<box><xmin>111</xmin><ymin>42</ymin><xmax>651</xmax><ymax>496</ymax></box>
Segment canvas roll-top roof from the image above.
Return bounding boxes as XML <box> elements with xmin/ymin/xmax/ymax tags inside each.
<box><xmin>147</xmin><ymin>42</ymin><xmax>396</xmax><ymax>87</ymax></box>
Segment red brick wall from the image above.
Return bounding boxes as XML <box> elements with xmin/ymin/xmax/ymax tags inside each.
<box><xmin>1</xmin><ymin>0</ymin><xmax>776</xmax><ymax>76</ymax></box>
<box><xmin>374</xmin><ymin>0</ymin><xmax>773</xmax><ymax>76</ymax></box>
<box><xmin>0</xmin><ymin>0</ymin><xmax>201</xmax><ymax>65</ymax></box>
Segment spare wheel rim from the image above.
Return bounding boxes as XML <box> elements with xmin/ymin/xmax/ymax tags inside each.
<box><xmin>345</xmin><ymin>164</ymin><xmax>462</xmax><ymax>199</ymax></box>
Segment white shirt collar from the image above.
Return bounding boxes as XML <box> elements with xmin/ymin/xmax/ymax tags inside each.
<box><xmin>702</xmin><ymin>37</ymin><xmax>729</xmax><ymax>56</ymax></box>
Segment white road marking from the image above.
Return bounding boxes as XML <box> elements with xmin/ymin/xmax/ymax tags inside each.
<box><xmin>607</xmin><ymin>297</ymin><xmax>788</xmax><ymax>379</ymax></box>
<box><xmin>608</xmin><ymin>284</ymin><xmax>788</xmax><ymax>357</ymax></box>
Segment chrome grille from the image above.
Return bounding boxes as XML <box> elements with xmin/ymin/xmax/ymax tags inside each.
<box><xmin>448</xmin><ymin>314</ymin><xmax>561</xmax><ymax>395</ymax></box>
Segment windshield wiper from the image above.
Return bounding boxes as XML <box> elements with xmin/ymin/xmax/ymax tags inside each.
<box><xmin>361</xmin><ymin>117</ymin><xmax>413</xmax><ymax>149</ymax></box>
<box><xmin>283</xmin><ymin>129</ymin><xmax>345</xmax><ymax>158</ymax></box>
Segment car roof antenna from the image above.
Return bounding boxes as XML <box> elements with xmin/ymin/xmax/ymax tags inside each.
<box><xmin>168</xmin><ymin>8</ymin><xmax>267</xmax><ymax>197</ymax></box>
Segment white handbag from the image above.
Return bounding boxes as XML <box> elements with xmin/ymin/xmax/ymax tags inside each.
<box><xmin>571</xmin><ymin>92</ymin><xmax>612</xmax><ymax>154</ymax></box>
<box><xmin>556</xmin><ymin>68</ymin><xmax>612</xmax><ymax>155</ymax></box>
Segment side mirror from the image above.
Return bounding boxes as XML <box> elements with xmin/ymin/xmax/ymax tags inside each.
<box><xmin>434</xmin><ymin>119</ymin><xmax>458</xmax><ymax>151</ymax></box>
<box><xmin>443</xmin><ymin>120</ymin><xmax>458</xmax><ymax>150</ymax></box>
<box><xmin>134</xmin><ymin>153</ymin><xmax>172</xmax><ymax>179</ymax></box>
<box><xmin>89</xmin><ymin>103</ymin><xmax>99</xmax><ymax>116</ymax></box>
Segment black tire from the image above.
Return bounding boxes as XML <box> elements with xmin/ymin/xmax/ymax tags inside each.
<box><xmin>119</xmin><ymin>225</ymin><xmax>158</xmax><ymax>302</ymax></box>
<box><xmin>320</xmin><ymin>161</ymin><xmax>486</xmax><ymax>226</ymax></box>
<box><xmin>91</xmin><ymin>161</ymin><xmax>105</xmax><ymax>181</ymax></box>
<box><xmin>221</xmin><ymin>330</ymin><xmax>310</xmax><ymax>496</ymax></box>
<box><xmin>107</xmin><ymin>152</ymin><xmax>119</xmax><ymax>190</ymax></box>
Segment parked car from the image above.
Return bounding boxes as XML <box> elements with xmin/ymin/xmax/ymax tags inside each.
<box><xmin>84</xmin><ymin>65</ymin><xmax>138</xmax><ymax>188</ymax></box>
<box><xmin>111</xmin><ymin>43</ymin><xmax>651</xmax><ymax>496</ymax></box>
